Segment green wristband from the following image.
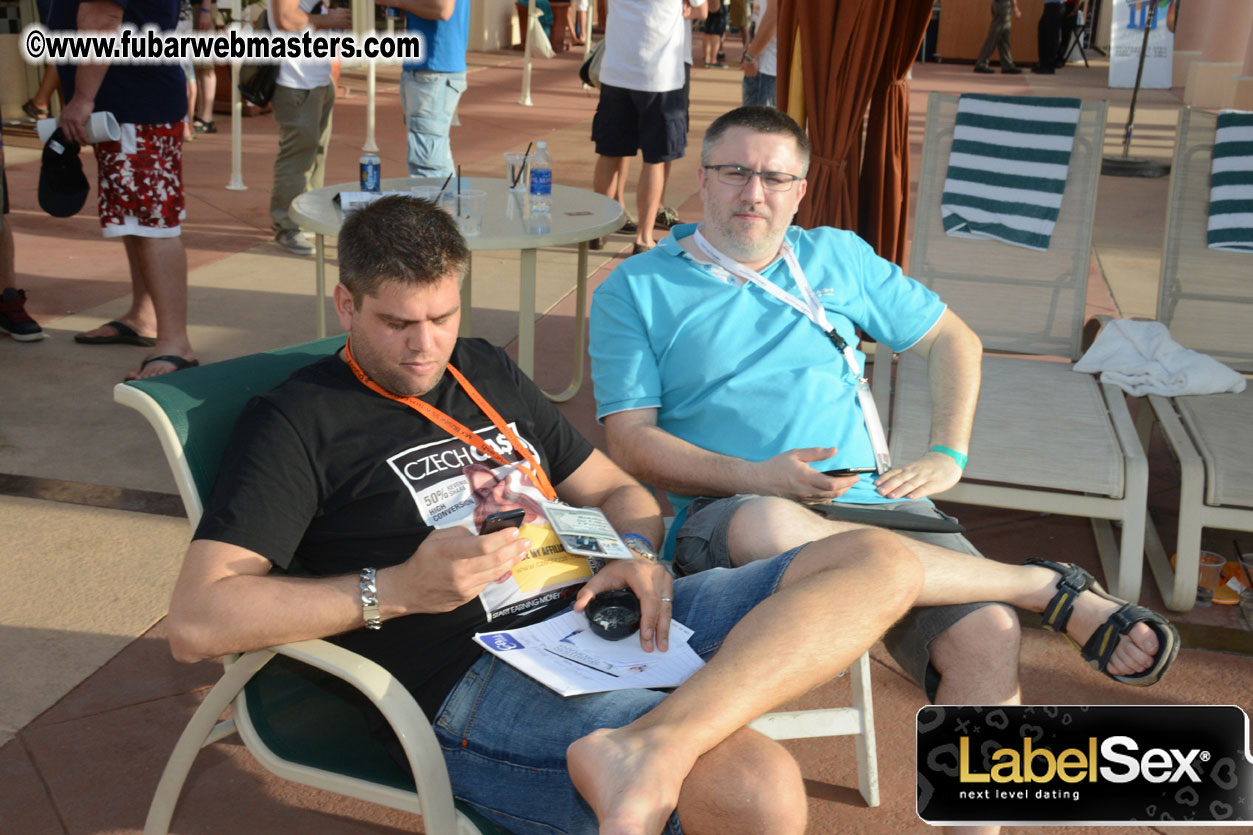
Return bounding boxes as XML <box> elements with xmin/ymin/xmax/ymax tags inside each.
<box><xmin>930</xmin><ymin>444</ymin><xmax>968</xmax><ymax>470</ymax></box>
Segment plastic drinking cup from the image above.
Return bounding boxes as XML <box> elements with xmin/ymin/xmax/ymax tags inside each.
<box><xmin>505</xmin><ymin>152</ymin><xmax>529</xmax><ymax>193</ymax></box>
<box><xmin>440</xmin><ymin>189</ymin><xmax>486</xmax><ymax>237</ymax></box>
<box><xmin>1196</xmin><ymin>551</ymin><xmax>1226</xmax><ymax>606</ymax></box>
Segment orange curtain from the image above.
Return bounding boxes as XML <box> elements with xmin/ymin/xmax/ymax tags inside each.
<box><xmin>859</xmin><ymin>0</ymin><xmax>933</xmax><ymax>266</ymax></box>
<box><xmin>776</xmin><ymin>0</ymin><xmax>894</xmax><ymax>230</ymax></box>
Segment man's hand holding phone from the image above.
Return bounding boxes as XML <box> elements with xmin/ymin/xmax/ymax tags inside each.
<box><xmin>393</xmin><ymin>524</ymin><xmax>531</xmax><ymax>615</ymax></box>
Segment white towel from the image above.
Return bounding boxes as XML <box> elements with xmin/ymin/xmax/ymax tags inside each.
<box><xmin>941</xmin><ymin>94</ymin><xmax>1082</xmax><ymax>252</ymax></box>
<box><xmin>1074</xmin><ymin>319</ymin><xmax>1247</xmax><ymax>396</ymax></box>
<box><xmin>1207</xmin><ymin>109</ymin><xmax>1253</xmax><ymax>253</ymax></box>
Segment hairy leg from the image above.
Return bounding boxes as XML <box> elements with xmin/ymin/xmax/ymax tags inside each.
<box><xmin>635</xmin><ymin>162</ymin><xmax>666</xmax><ymax>248</ymax></box>
<box><xmin>124</xmin><ymin>236</ymin><xmax>194</xmax><ymax>379</ymax></box>
<box><xmin>568</xmin><ymin>528</ymin><xmax>922</xmax><ymax>835</ymax></box>
<box><xmin>726</xmin><ymin>497</ymin><xmax>1160</xmax><ymax>677</ymax></box>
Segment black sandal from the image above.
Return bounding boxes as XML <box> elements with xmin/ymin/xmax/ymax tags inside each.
<box><xmin>22</xmin><ymin>99</ymin><xmax>50</xmax><ymax>121</ymax></box>
<box><xmin>193</xmin><ymin>116</ymin><xmax>217</xmax><ymax>134</ymax></box>
<box><xmin>1027</xmin><ymin>558</ymin><xmax>1180</xmax><ymax>687</ymax></box>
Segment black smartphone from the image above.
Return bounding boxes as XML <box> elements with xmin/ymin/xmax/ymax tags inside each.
<box><xmin>479</xmin><ymin>508</ymin><xmax>525</xmax><ymax>535</ymax></box>
<box><xmin>822</xmin><ymin>467</ymin><xmax>877</xmax><ymax>477</ymax></box>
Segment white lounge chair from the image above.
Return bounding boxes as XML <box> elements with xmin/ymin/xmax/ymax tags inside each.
<box><xmin>1141</xmin><ymin>106</ymin><xmax>1253</xmax><ymax>611</ymax></box>
<box><xmin>875</xmin><ymin>93</ymin><xmax>1151</xmax><ymax>600</ymax></box>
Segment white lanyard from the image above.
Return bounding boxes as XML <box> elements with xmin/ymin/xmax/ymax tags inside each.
<box><xmin>692</xmin><ymin>228</ymin><xmax>893</xmax><ymax>474</ymax></box>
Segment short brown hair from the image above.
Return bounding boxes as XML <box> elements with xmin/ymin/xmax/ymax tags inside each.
<box><xmin>701</xmin><ymin>106</ymin><xmax>811</xmax><ymax>176</ymax></box>
<box><xmin>338</xmin><ymin>195</ymin><xmax>470</xmax><ymax>305</ymax></box>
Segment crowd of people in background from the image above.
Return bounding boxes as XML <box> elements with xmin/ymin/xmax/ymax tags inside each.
<box><xmin>0</xmin><ymin>0</ymin><xmax>777</xmax><ymax>375</ymax></box>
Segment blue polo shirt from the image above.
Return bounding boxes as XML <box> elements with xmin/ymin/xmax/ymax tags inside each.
<box><xmin>404</xmin><ymin>0</ymin><xmax>469</xmax><ymax>72</ymax></box>
<box><xmin>590</xmin><ymin>223</ymin><xmax>946</xmax><ymax>513</ymax></box>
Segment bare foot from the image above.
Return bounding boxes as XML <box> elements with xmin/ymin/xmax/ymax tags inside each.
<box><xmin>567</xmin><ymin>727</ymin><xmax>694</xmax><ymax>835</ymax></box>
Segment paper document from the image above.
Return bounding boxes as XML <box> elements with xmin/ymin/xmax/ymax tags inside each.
<box><xmin>475</xmin><ymin>609</ymin><xmax>704</xmax><ymax>696</ymax></box>
<box><xmin>337</xmin><ymin>191</ymin><xmax>411</xmax><ymax>214</ymax></box>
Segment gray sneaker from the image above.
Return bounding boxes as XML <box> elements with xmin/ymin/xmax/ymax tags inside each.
<box><xmin>274</xmin><ymin>228</ymin><xmax>315</xmax><ymax>256</ymax></box>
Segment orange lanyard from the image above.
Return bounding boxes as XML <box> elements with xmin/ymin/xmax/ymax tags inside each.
<box><xmin>343</xmin><ymin>338</ymin><xmax>558</xmax><ymax>501</ymax></box>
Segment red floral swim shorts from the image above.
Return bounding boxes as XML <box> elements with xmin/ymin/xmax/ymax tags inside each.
<box><xmin>95</xmin><ymin>122</ymin><xmax>185</xmax><ymax>238</ymax></box>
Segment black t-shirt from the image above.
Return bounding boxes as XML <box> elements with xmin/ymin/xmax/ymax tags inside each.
<box><xmin>196</xmin><ymin>339</ymin><xmax>595</xmax><ymax>718</ymax></box>
<box><xmin>51</xmin><ymin>0</ymin><xmax>187</xmax><ymax>125</ymax></box>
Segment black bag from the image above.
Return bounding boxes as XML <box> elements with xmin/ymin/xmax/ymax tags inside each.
<box><xmin>238</xmin><ymin>12</ymin><xmax>279</xmax><ymax>107</ymax></box>
<box><xmin>238</xmin><ymin>63</ymin><xmax>279</xmax><ymax>108</ymax></box>
<box><xmin>578</xmin><ymin>39</ymin><xmax>605</xmax><ymax>88</ymax></box>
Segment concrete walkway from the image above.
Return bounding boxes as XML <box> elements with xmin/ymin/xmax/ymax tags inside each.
<box><xmin>0</xmin><ymin>41</ymin><xmax>1250</xmax><ymax>835</ymax></box>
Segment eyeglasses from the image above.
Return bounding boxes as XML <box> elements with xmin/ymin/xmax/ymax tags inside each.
<box><xmin>703</xmin><ymin>164</ymin><xmax>804</xmax><ymax>192</ymax></box>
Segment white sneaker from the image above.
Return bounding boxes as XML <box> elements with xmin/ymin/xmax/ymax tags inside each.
<box><xmin>274</xmin><ymin>229</ymin><xmax>315</xmax><ymax>256</ymax></box>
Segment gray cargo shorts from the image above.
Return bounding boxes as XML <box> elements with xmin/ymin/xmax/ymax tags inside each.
<box><xmin>673</xmin><ymin>494</ymin><xmax>1009</xmax><ymax>702</ymax></box>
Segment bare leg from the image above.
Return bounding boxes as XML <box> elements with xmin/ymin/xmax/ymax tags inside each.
<box><xmin>726</xmin><ymin>497</ymin><xmax>1160</xmax><ymax>677</ymax></box>
<box><xmin>121</xmin><ymin>236</ymin><xmax>195</xmax><ymax>379</ymax></box>
<box><xmin>196</xmin><ymin>65</ymin><xmax>217</xmax><ymax>123</ymax></box>
<box><xmin>0</xmin><ymin>216</ymin><xmax>14</xmax><ymax>290</ymax></box>
<box><xmin>32</xmin><ymin>68</ymin><xmax>60</xmax><ymax>112</ymax></box>
<box><xmin>593</xmin><ymin>154</ymin><xmax>629</xmax><ymax>208</ymax></box>
<box><xmin>635</xmin><ymin>162</ymin><xmax>665</xmax><ymax>248</ymax></box>
<box><xmin>185</xmin><ymin>80</ymin><xmax>196</xmax><ymax>139</ymax></box>
<box><xmin>568</xmin><ymin>528</ymin><xmax>923</xmax><ymax>835</ymax></box>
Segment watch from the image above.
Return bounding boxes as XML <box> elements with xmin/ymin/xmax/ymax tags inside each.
<box><xmin>359</xmin><ymin>567</ymin><xmax>382</xmax><ymax>630</ymax></box>
<box><xmin>621</xmin><ymin>533</ymin><xmax>658</xmax><ymax>563</ymax></box>
<box><xmin>743</xmin><ymin>53</ymin><xmax>757</xmax><ymax>63</ymax></box>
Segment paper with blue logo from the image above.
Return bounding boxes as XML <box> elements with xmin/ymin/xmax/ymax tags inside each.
<box><xmin>475</xmin><ymin>609</ymin><xmax>704</xmax><ymax>696</ymax></box>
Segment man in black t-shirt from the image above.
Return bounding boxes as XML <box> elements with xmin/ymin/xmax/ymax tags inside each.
<box><xmin>167</xmin><ymin>195</ymin><xmax>925</xmax><ymax>834</ymax></box>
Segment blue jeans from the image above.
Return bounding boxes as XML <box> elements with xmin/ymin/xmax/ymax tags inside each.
<box><xmin>400</xmin><ymin>69</ymin><xmax>467</xmax><ymax>178</ymax></box>
<box><xmin>742</xmin><ymin>73</ymin><xmax>777</xmax><ymax>108</ymax></box>
<box><xmin>433</xmin><ymin>548</ymin><xmax>801</xmax><ymax>835</ymax></box>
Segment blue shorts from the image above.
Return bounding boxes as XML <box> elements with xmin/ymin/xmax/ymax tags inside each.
<box><xmin>432</xmin><ymin>548</ymin><xmax>800</xmax><ymax>835</ymax></box>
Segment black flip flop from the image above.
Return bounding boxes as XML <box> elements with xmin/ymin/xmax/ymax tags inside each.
<box><xmin>136</xmin><ymin>354</ymin><xmax>200</xmax><ymax>375</ymax></box>
<box><xmin>74</xmin><ymin>320</ymin><xmax>157</xmax><ymax>347</ymax></box>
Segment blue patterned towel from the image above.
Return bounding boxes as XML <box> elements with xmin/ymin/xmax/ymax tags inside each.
<box><xmin>941</xmin><ymin>94</ymin><xmax>1082</xmax><ymax>251</ymax></box>
<box><xmin>1208</xmin><ymin>110</ymin><xmax>1253</xmax><ymax>253</ymax></box>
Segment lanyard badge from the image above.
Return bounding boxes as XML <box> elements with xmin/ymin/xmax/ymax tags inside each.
<box><xmin>691</xmin><ymin>229</ymin><xmax>893</xmax><ymax>475</ymax></box>
<box><xmin>342</xmin><ymin>339</ymin><xmax>558</xmax><ymax>500</ymax></box>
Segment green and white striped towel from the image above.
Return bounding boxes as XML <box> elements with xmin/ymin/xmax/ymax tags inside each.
<box><xmin>941</xmin><ymin>94</ymin><xmax>1082</xmax><ymax>252</ymax></box>
<box><xmin>1208</xmin><ymin>110</ymin><xmax>1253</xmax><ymax>253</ymax></box>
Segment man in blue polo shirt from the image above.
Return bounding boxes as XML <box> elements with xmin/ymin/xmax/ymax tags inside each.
<box><xmin>389</xmin><ymin>0</ymin><xmax>469</xmax><ymax>177</ymax></box>
<box><xmin>589</xmin><ymin>107</ymin><xmax>1175</xmax><ymax>754</ymax></box>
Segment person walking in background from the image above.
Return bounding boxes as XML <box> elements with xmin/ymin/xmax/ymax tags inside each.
<box><xmin>192</xmin><ymin>0</ymin><xmax>219</xmax><ymax>134</ymax></box>
<box><xmin>0</xmin><ymin>133</ymin><xmax>45</xmax><ymax>343</ymax></box>
<box><xmin>973</xmin><ymin>0</ymin><xmax>1022</xmax><ymax>74</ymax></box>
<box><xmin>741</xmin><ymin>0</ymin><xmax>778</xmax><ymax>106</ymax></box>
<box><xmin>268</xmin><ymin>0</ymin><xmax>351</xmax><ymax>255</ymax></box>
<box><xmin>1033</xmin><ymin>0</ymin><xmax>1065</xmax><ymax>74</ymax></box>
<box><xmin>54</xmin><ymin>0</ymin><xmax>198</xmax><ymax>378</ymax></box>
<box><xmin>390</xmin><ymin>0</ymin><xmax>470</xmax><ymax>178</ymax></box>
<box><xmin>591</xmin><ymin>0</ymin><xmax>692</xmax><ymax>253</ymax></box>
<box><xmin>701</xmin><ymin>0</ymin><xmax>727</xmax><ymax>68</ymax></box>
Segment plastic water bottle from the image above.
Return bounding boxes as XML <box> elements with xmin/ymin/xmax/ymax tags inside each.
<box><xmin>360</xmin><ymin>152</ymin><xmax>381</xmax><ymax>193</ymax></box>
<box><xmin>529</xmin><ymin>141</ymin><xmax>552</xmax><ymax>214</ymax></box>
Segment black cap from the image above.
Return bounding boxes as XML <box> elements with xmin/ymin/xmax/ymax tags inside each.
<box><xmin>38</xmin><ymin>127</ymin><xmax>89</xmax><ymax>218</ymax></box>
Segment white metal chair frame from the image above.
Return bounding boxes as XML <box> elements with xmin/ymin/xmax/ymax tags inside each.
<box><xmin>116</xmin><ymin>377</ymin><xmax>490</xmax><ymax>835</ymax></box>
<box><xmin>1140</xmin><ymin>106</ymin><xmax>1253</xmax><ymax>611</ymax></box>
<box><xmin>874</xmin><ymin>93</ymin><xmax>1151</xmax><ymax>601</ymax></box>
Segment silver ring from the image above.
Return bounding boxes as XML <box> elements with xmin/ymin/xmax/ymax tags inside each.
<box><xmin>659</xmin><ymin>596</ymin><xmax>673</xmax><ymax>604</ymax></box>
